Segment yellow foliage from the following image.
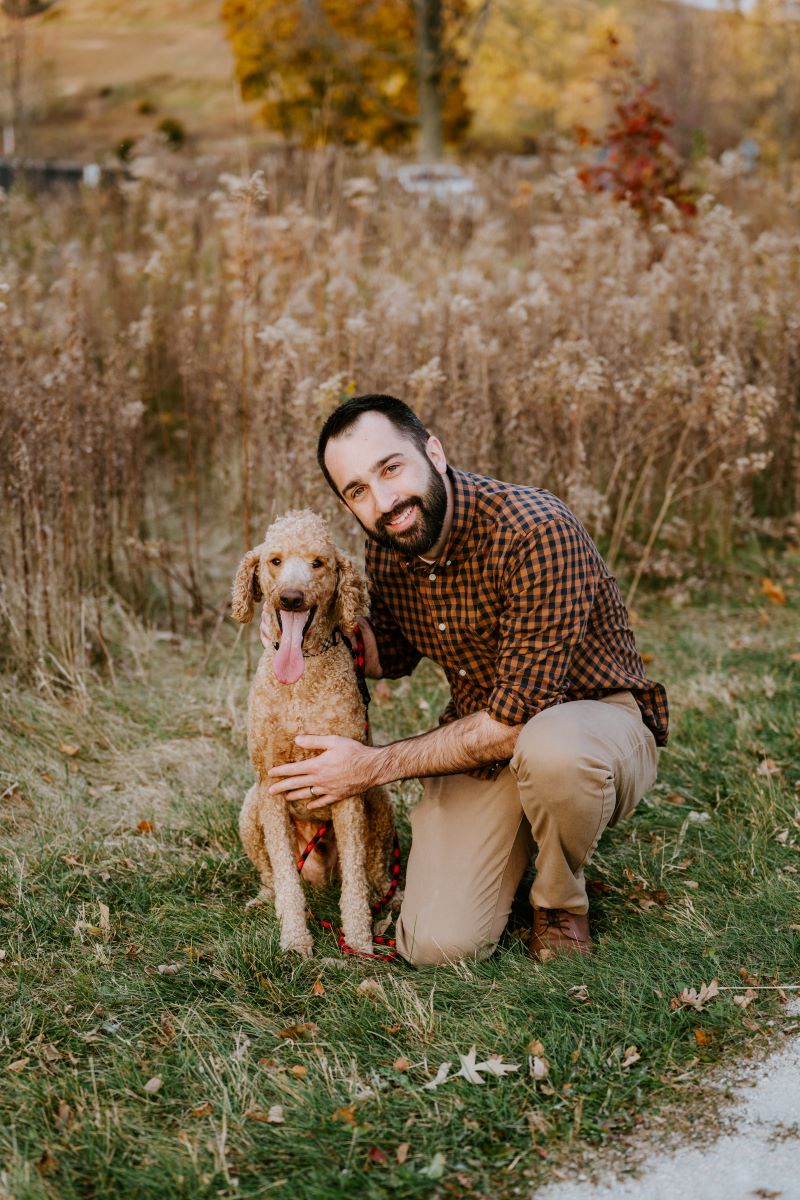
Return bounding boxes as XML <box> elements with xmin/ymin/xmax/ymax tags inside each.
<box><xmin>222</xmin><ymin>0</ymin><xmax>471</xmax><ymax>148</ymax></box>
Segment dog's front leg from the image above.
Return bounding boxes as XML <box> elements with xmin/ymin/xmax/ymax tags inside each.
<box><xmin>331</xmin><ymin>797</ymin><xmax>373</xmax><ymax>954</ymax></box>
<box><xmin>260</xmin><ymin>788</ymin><xmax>313</xmax><ymax>958</ymax></box>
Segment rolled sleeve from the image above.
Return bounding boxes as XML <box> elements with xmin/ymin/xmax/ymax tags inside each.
<box><xmin>486</xmin><ymin>519</ymin><xmax>598</xmax><ymax>726</ymax></box>
<box><xmin>366</xmin><ymin>577</ymin><xmax>422</xmax><ymax>680</ymax></box>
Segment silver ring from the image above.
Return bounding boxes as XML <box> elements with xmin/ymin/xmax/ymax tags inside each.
<box><xmin>310</xmin><ymin>786</ymin><xmax>320</xmax><ymax>799</ymax></box>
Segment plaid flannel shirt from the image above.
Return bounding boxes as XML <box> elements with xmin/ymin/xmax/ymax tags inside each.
<box><xmin>365</xmin><ymin>467</ymin><xmax>669</xmax><ymax>779</ymax></box>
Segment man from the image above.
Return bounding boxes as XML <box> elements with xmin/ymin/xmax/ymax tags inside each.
<box><xmin>264</xmin><ymin>394</ymin><xmax>668</xmax><ymax>967</ymax></box>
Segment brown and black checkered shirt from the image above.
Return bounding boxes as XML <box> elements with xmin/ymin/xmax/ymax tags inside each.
<box><xmin>365</xmin><ymin>467</ymin><xmax>668</xmax><ymax>777</ymax></box>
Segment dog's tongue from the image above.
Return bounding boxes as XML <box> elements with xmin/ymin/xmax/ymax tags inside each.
<box><xmin>273</xmin><ymin>610</ymin><xmax>306</xmax><ymax>684</ymax></box>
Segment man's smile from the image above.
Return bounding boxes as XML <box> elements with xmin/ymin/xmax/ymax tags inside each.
<box><xmin>384</xmin><ymin>503</ymin><xmax>417</xmax><ymax>531</ymax></box>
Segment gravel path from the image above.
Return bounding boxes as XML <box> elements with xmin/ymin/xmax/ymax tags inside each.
<box><xmin>534</xmin><ymin>1000</ymin><xmax>800</xmax><ymax>1200</ymax></box>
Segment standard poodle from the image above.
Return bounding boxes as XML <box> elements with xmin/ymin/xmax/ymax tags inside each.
<box><xmin>231</xmin><ymin>509</ymin><xmax>396</xmax><ymax>958</ymax></box>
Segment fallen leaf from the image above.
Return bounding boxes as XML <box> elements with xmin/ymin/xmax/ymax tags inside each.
<box><xmin>40</xmin><ymin>1043</ymin><xmax>61</xmax><ymax>1063</ymax></box>
<box><xmin>245</xmin><ymin>1105</ymin><xmax>284</xmax><ymax>1124</ymax></box>
<box><xmin>332</xmin><ymin>1104</ymin><xmax>358</xmax><ymax>1125</ymax></box>
<box><xmin>393</xmin><ymin>1056</ymin><xmax>411</xmax><ymax>1072</ymax></box>
<box><xmin>384</xmin><ymin>1023</ymin><xmax>402</xmax><ymax>1034</ymax></box>
<box><xmin>36</xmin><ymin>1146</ymin><xmax>58</xmax><ymax>1176</ymax></box>
<box><xmin>58</xmin><ymin>743</ymin><xmax>80</xmax><ymax>757</ymax></box>
<box><xmin>357</xmin><ymin>978</ymin><xmax>386</xmax><ymax>1002</ymax></box>
<box><xmin>143</xmin><ymin>1076</ymin><xmax>163</xmax><ymax>1094</ymax></box>
<box><xmin>526</xmin><ymin>1110</ymin><xmax>551</xmax><ymax>1138</ymax></box>
<box><xmin>157</xmin><ymin>964</ymin><xmax>179</xmax><ymax>976</ymax></box>
<box><xmin>621</xmin><ymin>1045</ymin><xmax>641</xmax><ymax>1068</ymax></box>
<box><xmin>673</xmin><ymin>980</ymin><xmax>720</xmax><ymax>1011</ymax></box>
<box><xmin>422</xmin><ymin>1061</ymin><xmax>452</xmax><ymax>1090</ymax></box>
<box><xmin>232</xmin><ymin>1034</ymin><xmax>251</xmax><ymax>1062</ymax></box>
<box><xmin>733</xmin><ymin>990</ymin><xmax>758</xmax><ymax>1009</ymax></box>
<box><xmin>136</xmin><ymin>820</ymin><xmax>155</xmax><ymax>834</ymax></box>
<box><xmin>760</xmin><ymin>577</ymin><xmax>786</xmax><ymax>605</ymax></box>
<box><xmin>530</xmin><ymin>1055</ymin><xmax>550</xmax><ymax>1080</ymax></box>
<box><xmin>40</xmin><ymin>772</ymin><xmax>55</xmax><ymax>784</ymax></box>
<box><xmin>190</xmin><ymin>1102</ymin><xmax>213</xmax><ymax>1117</ymax></box>
<box><xmin>396</xmin><ymin>1141</ymin><xmax>411</xmax><ymax>1164</ymax></box>
<box><xmin>290</xmin><ymin>1065</ymin><xmax>308</xmax><ymax>1078</ymax></box>
<box><xmin>7</xmin><ymin>1057</ymin><xmax>29</xmax><ymax>1073</ymax></box>
<box><xmin>98</xmin><ymin>903</ymin><xmax>110</xmax><ymax>934</ymax></box>
<box><xmin>278</xmin><ymin>1023</ymin><xmax>319</xmax><ymax>1040</ymax></box>
<box><xmin>367</xmin><ymin>1146</ymin><xmax>389</xmax><ymax>1165</ymax></box>
<box><xmin>756</xmin><ymin>758</ymin><xmax>782</xmax><ymax>778</ymax></box>
<box><xmin>54</xmin><ymin>1100</ymin><xmax>73</xmax><ymax>1131</ymax></box>
<box><xmin>419</xmin><ymin>1152</ymin><xmax>446</xmax><ymax>1180</ymax></box>
<box><xmin>527</xmin><ymin>1039</ymin><xmax>546</xmax><ymax>1057</ymax></box>
<box><xmin>694</xmin><ymin>1028</ymin><xmax>714</xmax><ymax>1047</ymax></box>
<box><xmin>311</xmin><ymin>979</ymin><xmax>325</xmax><ymax>997</ymax></box>
<box><xmin>61</xmin><ymin>854</ymin><xmax>84</xmax><ymax>869</ymax></box>
<box><xmin>568</xmin><ymin>985</ymin><xmax>590</xmax><ymax>1004</ymax></box>
<box><xmin>665</xmin><ymin>792</ymin><xmax>688</xmax><ymax>806</ymax></box>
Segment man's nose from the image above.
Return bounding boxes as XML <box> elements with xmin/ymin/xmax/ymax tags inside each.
<box><xmin>373</xmin><ymin>481</ymin><xmax>401</xmax><ymax>513</ymax></box>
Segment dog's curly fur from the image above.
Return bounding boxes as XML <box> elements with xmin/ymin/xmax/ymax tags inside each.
<box><xmin>232</xmin><ymin>509</ymin><xmax>396</xmax><ymax>957</ymax></box>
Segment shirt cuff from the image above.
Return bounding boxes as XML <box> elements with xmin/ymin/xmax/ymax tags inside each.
<box><xmin>486</xmin><ymin>685</ymin><xmax>564</xmax><ymax>727</ymax></box>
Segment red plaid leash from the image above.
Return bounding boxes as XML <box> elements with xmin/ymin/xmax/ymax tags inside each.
<box><xmin>296</xmin><ymin>623</ymin><xmax>400</xmax><ymax>961</ymax></box>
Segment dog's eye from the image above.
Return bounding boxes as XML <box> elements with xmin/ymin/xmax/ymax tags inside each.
<box><xmin>270</xmin><ymin>557</ymin><xmax>281</xmax><ymax>566</ymax></box>
<box><xmin>311</xmin><ymin>559</ymin><xmax>324</xmax><ymax>569</ymax></box>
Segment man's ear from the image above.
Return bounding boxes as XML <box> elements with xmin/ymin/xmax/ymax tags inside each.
<box><xmin>231</xmin><ymin>547</ymin><xmax>263</xmax><ymax>623</ymax></box>
<box><xmin>334</xmin><ymin>552</ymin><xmax>369</xmax><ymax>635</ymax></box>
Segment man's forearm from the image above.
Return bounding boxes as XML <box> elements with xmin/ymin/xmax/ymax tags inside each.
<box><xmin>355</xmin><ymin>615</ymin><xmax>382</xmax><ymax>678</ymax></box>
<box><xmin>371</xmin><ymin>710</ymin><xmax>521</xmax><ymax>784</ymax></box>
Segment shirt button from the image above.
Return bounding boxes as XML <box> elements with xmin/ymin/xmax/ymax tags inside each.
<box><xmin>428</xmin><ymin>573</ymin><xmax>436</xmax><ymax>581</ymax></box>
<box><xmin>459</xmin><ymin>668</ymin><xmax>466</xmax><ymax>677</ymax></box>
<box><xmin>438</xmin><ymin>622</ymin><xmax>446</xmax><ymax>631</ymax></box>
<box><xmin>445</xmin><ymin>560</ymin><xmax>452</xmax><ymax>566</ymax></box>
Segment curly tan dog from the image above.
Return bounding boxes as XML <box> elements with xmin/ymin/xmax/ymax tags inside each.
<box><xmin>231</xmin><ymin>509</ymin><xmax>396</xmax><ymax>958</ymax></box>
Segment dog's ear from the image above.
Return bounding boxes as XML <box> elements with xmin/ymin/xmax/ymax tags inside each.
<box><xmin>334</xmin><ymin>552</ymin><xmax>369</xmax><ymax>636</ymax></box>
<box><xmin>231</xmin><ymin>546</ymin><xmax>263</xmax><ymax>623</ymax></box>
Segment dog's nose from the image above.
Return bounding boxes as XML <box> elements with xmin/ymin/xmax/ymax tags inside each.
<box><xmin>279</xmin><ymin>591</ymin><xmax>306</xmax><ymax>611</ymax></box>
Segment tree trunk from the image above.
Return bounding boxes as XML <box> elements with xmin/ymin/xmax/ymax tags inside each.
<box><xmin>415</xmin><ymin>0</ymin><xmax>443</xmax><ymax>160</ymax></box>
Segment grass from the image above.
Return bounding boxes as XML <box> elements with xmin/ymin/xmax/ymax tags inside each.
<box><xmin>1</xmin><ymin>566</ymin><xmax>799</xmax><ymax>1200</ymax></box>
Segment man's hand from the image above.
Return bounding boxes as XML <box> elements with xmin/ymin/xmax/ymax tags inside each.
<box><xmin>268</xmin><ymin>735</ymin><xmax>381</xmax><ymax>809</ymax></box>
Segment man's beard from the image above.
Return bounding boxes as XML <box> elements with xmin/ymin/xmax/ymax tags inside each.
<box><xmin>358</xmin><ymin>465</ymin><xmax>448</xmax><ymax>556</ymax></box>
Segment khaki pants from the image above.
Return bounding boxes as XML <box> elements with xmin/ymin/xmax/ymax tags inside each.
<box><xmin>395</xmin><ymin>691</ymin><xmax>658</xmax><ymax>967</ymax></box>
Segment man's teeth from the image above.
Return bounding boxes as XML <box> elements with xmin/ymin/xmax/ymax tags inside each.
<box><xmin>388</xmin><ymin>506</ymin><xmax>414</xmax><ymax>526</ymax></box>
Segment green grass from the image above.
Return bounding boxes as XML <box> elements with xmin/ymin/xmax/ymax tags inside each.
<box><xmin>1</xmin><ymin>569</ymin><xmax>799</xmax><ymax>1199</ymax></box>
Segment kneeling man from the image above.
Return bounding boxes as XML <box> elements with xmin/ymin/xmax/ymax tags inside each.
<box><xmin>265</xmin><ymin>394</ymin><xmax>668</xmax><ymax>966</ymax></box>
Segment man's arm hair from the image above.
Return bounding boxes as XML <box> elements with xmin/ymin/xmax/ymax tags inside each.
<box><xmin>371</xmin><ymin>710</ymin><xmax>521</xmax><ymax>784</ymax></box>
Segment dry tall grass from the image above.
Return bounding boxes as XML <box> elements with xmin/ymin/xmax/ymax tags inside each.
<box><xmin>1</xmin><ymin>150</ymin><xmax>797</xmax><ymax>681</ymax></box>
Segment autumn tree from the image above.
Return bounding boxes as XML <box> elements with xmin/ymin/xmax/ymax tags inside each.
<box><xmin>222</xmin><ymin>0</ymin><xmax>473</xmax><ymax>154</ymax></box>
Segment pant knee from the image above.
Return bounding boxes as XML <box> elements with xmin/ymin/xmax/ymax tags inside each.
<box><xmin>396</xmin><ymin>917</ymin><xmax>497</xmax><ymax>968</ymax></box>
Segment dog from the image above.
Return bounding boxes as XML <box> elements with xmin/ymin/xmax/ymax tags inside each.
<box><xmin>231</xmin><ymin>509</ymin><xmax>396</xmax><ymax>958</ymax></box>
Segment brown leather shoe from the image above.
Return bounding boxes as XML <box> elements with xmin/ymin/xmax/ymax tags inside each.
<box><xmin>529</xmin><ymin>906</ymin><xmax>592</xmax><ymax>961</ymax></box>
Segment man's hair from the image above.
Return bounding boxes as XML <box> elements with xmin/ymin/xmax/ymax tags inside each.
<box><xmin>316</xmin><ymin>394</ymin><xmax>430</xmax><ymax>495</ymax></box>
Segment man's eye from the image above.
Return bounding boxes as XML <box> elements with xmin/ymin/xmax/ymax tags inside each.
<box><xmin>270</xmin><ymin>557</ymin><xmax>281</xmax><ymax>566</ymax></box>
<box><xmin>351</xmin><ymin>487</ymin><xmax>365</xmax><ymax>500</ymax></box>
<box><xmin>386</xmin><ymin>463</ymin><xmax>400</xmax><ymax>473</ymax></box>
<box><xmin>311</xmin><ymin>559</ymin><xmax>324</xmax><ymax>569</ymax></box>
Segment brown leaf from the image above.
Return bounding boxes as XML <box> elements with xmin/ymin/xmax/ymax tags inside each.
<box><xmin>393</xmin><ymin>1056</ymin><xmax>411</xmax><ymax>1072</ymax></box>
<box><xmin>61</xmin><ymin>854</ymin><xmax>84</xmax><ymax>869</ymax></box>
<box><xmin>190</xmin><ymin>1102</ymin><xmax>213</xmax><ymax>1118</ymax></box>
<box><xmin>54</xmin><ymin>1100</ymin><xmax>73</xmax><ymax>1131</ymax></box>
<box><xmin>332</xmin><ymin>1104</ymin><xmax>358</xmax><ymax>1125</ymax></box>
<box><xmin>136</xmin><ymin>820</ymin><xmax>155</xmax><ymax>834</ymax></box>
<box><xmin>756</xmin><ymin>758</ymin><xmax>782</xmax><ymax>778</ymax></box>
<box><xmin>143</xmin><ymin>1076</ymin><xmax>163</xmax><ymax>1094</ymax></box>
<box><xmin>7</xmin><ymin>1057</ymin><xmax>29</xmax><ymax>1073</ymax></box>
<box><xmin>760</xmin><ymin>577</ymin><xmax>786</xmax><ymax>605</ymax></box>
<box><xmin>40</xmin><ymin>1043</ymin><xmax>61</xmax><ymax>1063</ymax></box>
<box><xmin>58</xmin><ymin>743</ymin><xmax>80</xmax><ymax>757</ymax></box>
<box><xmin>311</xmin><ymin>979</ymin><xmax>326</xmax><ymax>997</ymax></box>
<box><xmin>289</xmin><ymin>1064</ymin><xmax>308</xmax><ymax>1078</ymax></box>
<box><xmin>278</xmin><ymin>1022</ymin><xmax>319</xmax><ymax>1040</ymax></box>
<box><xmin>665</xmin><ymin>792</ymin><xmax>688</xmax><ymax>806</ymax></box>
<box><xmin>36</xmin><ymin>1146</ymin><xmax>58</xmax><ymax>1176</ymax></box>
<box><xmin>621</xmin><ymin>1045</ymin><xmax>641</xmax><ymax>1068</ymax></box>
<box><xmin>526</xmin><ymin>1110</ymin><xmax>551</xmax><ymax>1138</ymax></box>
<box><xmin>693</xmin><ymin>1028</ymin><xmax>714</xmax><ymax>1047</ymax></box>
<box><xmin>40</xmin><ymin>772</ymin><xmax>55</xmax><ymax>784</ymax></box>
<box><xmin>674</xmin><ymin>980</ymin><xmax>720</xmax><ymax>1011</ymax></box>
<box><xmin>367</xmin><ymin>1146</ymin><xmax>389</xmax><ymax>1165</ymax></box>
<box><xmin>157</xmin><ymin>963</ymin><xmax>179</xmax><ymax>976</ymax></box>
<box><xmin>396</xmin><ymin>1141</ymin><xmax>411</xmax><ymax>1164</ymax></box>
<box><xmin>357</xmin><ymin>978</ymin><xmax>386</xmax><ymax>1002</ymax></box>
<box><xmin>733</xmin><ymin>989</ymin><xmax>758</xmax><ymax>1009</ymax></box>
<box><xmin>245</xmin><ymin>1105</ymin><xmax>284</xmax><ymax>1124</ymax></box>
<box><xmin>384</xmin><ymin>1023</ymin><xmax>402</xmax><ymax>1034</ymax></box>
<box><xmin>526</xmin><ymin>1039</ymin><xmax>546</xmax><ymax>1057</ymax></box>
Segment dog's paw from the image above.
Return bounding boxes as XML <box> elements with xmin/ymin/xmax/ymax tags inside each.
<box><xmin>245</xmin><ymin>888</ymin><xmax>274</xmax><ymax>910</ymax></box>
<box><xmin>281</xmin><ymin>936</ymin><xmax>313</xmax><ymax>959</ymax></box>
